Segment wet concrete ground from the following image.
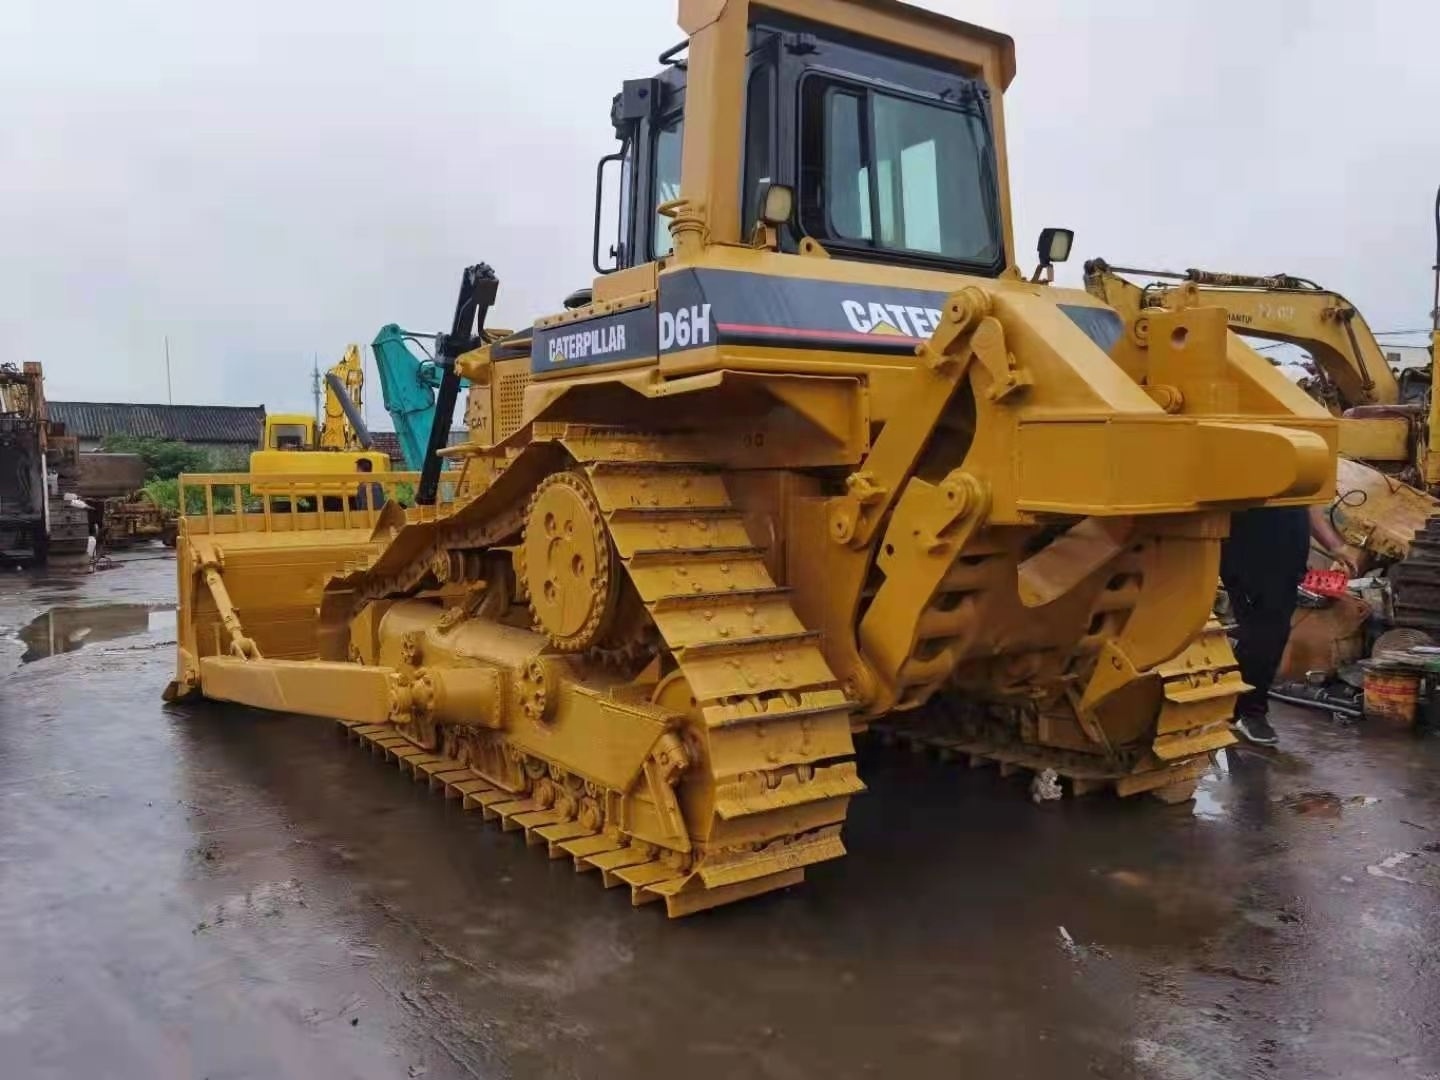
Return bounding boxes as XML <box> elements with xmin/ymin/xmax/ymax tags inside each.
<box><xmin>1</xmin><ymin>553</ymin><xmax>1438</xmax><ymax>1079</ymax></box>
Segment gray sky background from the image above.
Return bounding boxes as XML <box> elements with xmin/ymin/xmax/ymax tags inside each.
<box><xmin>4</xmin><ymin>0</ymin><xmax>1439</xmax><ymax>420</ymax></box>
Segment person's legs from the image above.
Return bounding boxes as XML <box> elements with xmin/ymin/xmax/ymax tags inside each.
<box><xmin>1235</xmin><ymin>602</ymin><xmax>1294</xmax><ymax>706</ymax></box>
<box><xmin>1221</xmin><ymin>566</ymin><xmax>1279</xmax><ymax>733</ymax></box>
<box><xmin>1221</xmin><ymin>519</ymin><xmax>1260</xmax><ymax>712</ymax></box>
<box><xmin>1221</xmin><ymin>507</ymin><xmax>1309</xmax><ymax>746</ymax></box>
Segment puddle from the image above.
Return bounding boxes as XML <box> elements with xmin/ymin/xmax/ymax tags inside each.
<box><xmin>16</xmin><ymin>604</ymin><xmax>177</xmax><ymax>663</ymax></box>
<box><xmin>1191</xmin><ymin>751</ymin><xmax>1228</xmax><ymax>820</ymax></box>
<box><xmin>20</xmin><ymin>579</ymin><xmax>83</xmax><ymax>592</ymax></box>
<box><xmin>1192</xmin><ymin>784</ymin><xmax>1225</xmax><ymax>820</ymax></box>
<box><xmin>1367</xmin><ymin>850</ymin><xmax>1440</xmax><ymax>888</ymax></box>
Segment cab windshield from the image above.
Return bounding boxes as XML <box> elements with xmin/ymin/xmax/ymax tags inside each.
<box><xmin>271</xmin><ymin>423</ymin><xmax>308</xmax><ymax>450</ymax></box>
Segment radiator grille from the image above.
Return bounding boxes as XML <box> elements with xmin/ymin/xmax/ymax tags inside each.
<box><xmin>497</xmin><ymin>371</ymin><xmax>530</xmax><ymax>440</ymax></box>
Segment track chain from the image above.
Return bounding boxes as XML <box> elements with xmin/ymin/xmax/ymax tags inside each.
<box><xmin>337</xmin><ymin>721</ymin><xmax>703</xmax><ymax>904</ymax></box>
<box><xmin>872</xmin><ymin>525</ymin><xmax>1234</xmax><ymax>793</ymax></box>
<box><xmin>875</xmin><ymin>687</ymin><xmax>1219</xmax><ymax>802</ymax></box>
<box><xmin>323</xmin><ymin>438</ymin><xmax>862</xmax><ymax>914</ymax></box>
<box><xmin>582</xmin><ymin>455</ymin><xmax>864</xmax><ymax>908</ymax></box>
<box><xmin>1390</xmin><ymin>512</ymin><xmax>1440</xmax><ymax>634</ymax></box>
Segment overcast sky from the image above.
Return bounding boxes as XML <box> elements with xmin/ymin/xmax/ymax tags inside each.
<box><xmin>4</xmin><ymin>0</ymin><xmax>1439</xmax><ymax>421</ymax></box>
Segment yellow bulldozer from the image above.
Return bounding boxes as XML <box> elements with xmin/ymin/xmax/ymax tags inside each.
<box><xmin>168</xmin><ymin>0</ymin><xmax>1336</xmax><ymax>916</ymax></box>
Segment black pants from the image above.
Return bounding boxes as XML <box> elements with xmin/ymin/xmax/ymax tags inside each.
<box><xmin>1220</xmin><ymin>507</ymin><xmax>1310</xmax><ymax>717</ymax></box>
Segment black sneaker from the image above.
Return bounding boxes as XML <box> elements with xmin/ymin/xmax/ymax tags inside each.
<box><xmin>1233</xmin><ymin>712</ymin><xmax>1279</xmax><ymax>747</ymax></box>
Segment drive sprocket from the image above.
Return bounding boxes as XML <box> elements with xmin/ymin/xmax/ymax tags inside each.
<box><xmin>518</xmin><ymin>471</ymin><xmax>621</xmax><ymax>652</ymax></box>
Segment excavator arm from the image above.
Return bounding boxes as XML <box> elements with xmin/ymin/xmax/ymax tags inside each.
<box><xmin>320</xmin><ymin>344</ymin><xmax>370</xmax><ymax>450</ymax></box>
<box><xmin>1084</xmin><ymin>259</ymin><xmax>1400</xmax><ymax>408</ymax></box>
<box><xmin>371</xmin><ymin>324</ymin><xmax>470</xmax><ymax>472</ymax></box>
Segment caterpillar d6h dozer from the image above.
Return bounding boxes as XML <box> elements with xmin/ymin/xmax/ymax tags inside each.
<box><xmin>167</xmin><ymin>0</ymin><xmax>1338</xmax><ymax>916</ymax></box>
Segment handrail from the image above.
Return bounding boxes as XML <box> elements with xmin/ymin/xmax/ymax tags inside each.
<box><xmin>175</xmin><ymin>470</ymin><xmax>458</xmax><ymax>536</ymax></box>
<box><xmin>178</xmin><ymin>470</ymin><xmax>425</xmax><ymax>486</ymax></box>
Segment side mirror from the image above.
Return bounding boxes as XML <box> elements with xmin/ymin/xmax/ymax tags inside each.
<box><xmin>1032</xmin><ymin>226</ymin><xmax>1074</xmax><ymax>283</ymax></box>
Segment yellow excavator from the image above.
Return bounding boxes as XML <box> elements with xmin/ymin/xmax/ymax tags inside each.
<box><xmin>167</xmin><ymin>0</ymin><xmax>1336</xmax><ymax>917</ymax></box>
<box><xmin>249</xmin><ymin>344</ymin><xmax>388</xmax><ymax>495</ymax></box>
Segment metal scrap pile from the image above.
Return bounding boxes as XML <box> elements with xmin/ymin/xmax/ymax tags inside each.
<box><xmin>1270</xmin><ymin>457</ymin><xmax>1440</xmax><ymax>724</ymax></box>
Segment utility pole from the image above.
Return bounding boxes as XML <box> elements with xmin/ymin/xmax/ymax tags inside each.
<box><xmin>311</xmin><ymin>354</ymin><xmax>322</xmax><ymax>426</ymax></box>
<box><xmin>164</xmin><ymin>336</ymin><xmax>173</xmax><ymax>405</ymax></box>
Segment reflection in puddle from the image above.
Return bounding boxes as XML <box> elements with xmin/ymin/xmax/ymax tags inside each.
<box><xmin>17</xmin><ymin>604</ymin><xmax>177</xmax><ymax>663</ymax></box>
<box><xmin>1191</xmin><ymin>749</ymin><xmax>1228</xmax><ymax>820</ymax></box>
<box><xmin>1192</xmin><ymin>783</ymin><xmax>1225</xmax><ymax>820</ymax></box>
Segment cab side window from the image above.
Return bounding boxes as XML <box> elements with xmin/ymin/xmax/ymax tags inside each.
<box><xmin>652</xmin><ymin>115</ymin><xmax>684</xmax><ymax>257</ymax></box>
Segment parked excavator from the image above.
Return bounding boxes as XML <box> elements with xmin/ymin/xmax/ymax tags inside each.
<box><xmin>370</xmin><ymin>324</ymin><xmax>469</xmax><ymax>472</ymax></box>
<box><xmin>167</xmin><ymin>0</ymin><xmax>1336</xmax><ymax>917</ymax></box>
<box><xmin>249</xmin><ymin>344</ymin><xmax>388</xmax><ymax>495</ymax></box>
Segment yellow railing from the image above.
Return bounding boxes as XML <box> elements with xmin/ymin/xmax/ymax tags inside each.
<box><xmin>176</xmin><ymin>471</ymin><xmax>460</xmax><ymax>536</ymax></box>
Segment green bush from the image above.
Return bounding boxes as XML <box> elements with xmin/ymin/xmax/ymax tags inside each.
<box><xmin>142</xmin><ymin>477</ymin><xmax>251</xmax><ymax>515</ymax></box>
<box><xmin>140</xmin><ymin>477</ymin><xmax>180</xmax><ymax>512</ymax></box>
<box><xmin>125</xmin><ymin>438</ymin><xmax>419</xmax><ymax>517</ymax></box>
<box><xmin>100</xmin><ymin>435</ymin><xmax>211</xmax><ymax>481</ymax></box>
<box><xmin>206</xmin><ymin>446</ymin><xmax>252</xmax><ymax>473</ymax></box>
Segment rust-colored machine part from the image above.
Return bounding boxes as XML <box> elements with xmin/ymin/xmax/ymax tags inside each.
<box><xmin>167</xmin><ymin>0</ymin><xmax>1337</xmax><ymax>916</ymax></box>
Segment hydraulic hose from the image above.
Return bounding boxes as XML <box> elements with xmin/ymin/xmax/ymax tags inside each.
<box><xmin>417</xmin><ymin>263</ymin><xmax>498</xmax><ymax>506</ymax></box>
<box><xmin>324</xmin><ymin>371</ymin><xmax>374</xmax><ymax>450</ymax></box>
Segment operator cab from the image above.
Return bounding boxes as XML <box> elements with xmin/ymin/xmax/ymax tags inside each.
<box><xmin>265</xmin><ymin>416</ymin><xmax>314</xmax><ymax>452</ymax></box>
<box><xmin>596</xmin><ymin>12</ymin><xmax>1006</xmax><ymax>277</ymax></box>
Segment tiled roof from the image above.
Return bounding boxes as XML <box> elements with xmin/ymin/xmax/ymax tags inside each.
<box><xmin>368</xmin><ymin>431</ymin><xmax>403</xmax><ymax>464</ymax></box>
<box><xmin>49</xmin><ymin>402</ymin><xmax>265</xmax><ymax>444</ymax></box>
<box><xmin>47</xmin><ymin>401</ymin><xmax>468</xmax><ymax>460</ymax></box>
<box><xmin>369</xmin><ymin>429</ymin><xmax>469</xmax><ymax>467</ymax></box>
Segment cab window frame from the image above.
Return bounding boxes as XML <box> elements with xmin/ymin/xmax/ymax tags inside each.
<box><xmin>741</xmin><ymin>56</ymin><xmax>778</xmax><ymax>238</ymax></box>
<box><xmin>796</xmin><ymin>66</ymin><xmax>1003</xmax><ymax>274</ymax></box>
<box><xmin>650</xmin><ymin>111</ymin><xmax>685</xmax><ymax>259</ymax></box>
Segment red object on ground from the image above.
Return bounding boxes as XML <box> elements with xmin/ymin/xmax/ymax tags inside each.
<box><xmin>1301</xmin><ymin>568</ymin><xmax>1350</xmax><ymax>598</ymax></box>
